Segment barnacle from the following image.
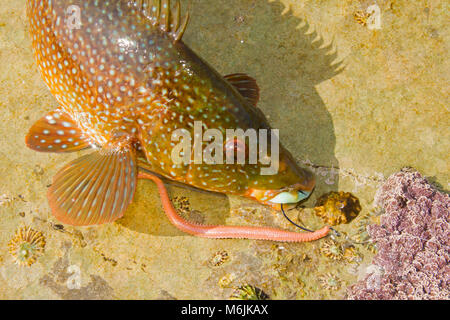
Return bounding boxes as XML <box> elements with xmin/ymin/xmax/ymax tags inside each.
<box><xmin>33</xmin><ymin>164</ymin><xmax>44</xmax><ymax>175</ymax></box>
<box><xmin>218</xmin><ymin>273</ymin><xmax>236</xmax><ymax>288</ymax></box>
<box><xmin>209</xmin><ymin>250</ymin><xmax>230</xmax><ymax>267</ymax></box>
<box><xmin>314</xmin><ymin>191</ymin><xmax>361</xmax><ymax>226</ymax></box>
<box><xmin>172</xmin><ymin>195</ymin><xmax>205</xmax><ymax>224</ymax></box>
<box><xmin>172</xmin><ymin>196</ymin><xmax>191</xmax><ymax>214</ymax></box>
<box><xmin>353</xmin><ymin>208</ymin><xmax>383</xmax><ymax>253</ymax></box>
<box><xmin>353</xmin><ymin>10</ymin><xmax>371</xmax><ymax>26</ymax></box>
<box><xmin>320</xmin><ymin>240</ymin><xmax>343</xmax><ymax>261</ymax></box>
<box><xmin>0</xmin><ymin>194</ymin><xmax>11</xmax><ymax>206</ymax></box>
<box><xmin>318</xmin><ymin>273</ymin><xmax>341</xmax><ymax>291</ymax></box>
<box><xmin>343</xmin><ymin>246</ymin><xmax>361</xmax><ymax>263</ymax></box>
<box><xmin>230</xmin><ymin>284</ymin><xmax>269</xmax><ymax>300</ymax></box>
<box><xmin>8</xmin><ymin>226</ymin><xmax>46</xmax><ymax>266</ymax></box>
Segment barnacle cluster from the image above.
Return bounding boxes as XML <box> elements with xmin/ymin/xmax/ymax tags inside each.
<box><xmin>8</xmin><ymin>226</ymin><xmax>46</xmax><ymax>266</ymax></box>
<box><xmin>314</xmin><ymin>191</ymin><xmax>361</xmax><ymax>226</ymax></box>
<box><xmin>320</xmin><ymin>238</ymin><xmax>362</xmax><ymax>263</ymax></box>
<box><xmin>230</xmin><ymin>284</ymin><xmax>269</xmax><ymax>300</ymax></box>
<box><xmin>318</xmin><ymin>273</ymin><xmax>341</xmax><ymax>291</ymax></box>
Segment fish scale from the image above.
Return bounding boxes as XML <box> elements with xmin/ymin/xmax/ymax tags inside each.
<box><xmin>26</xmin><ymin>0</ymin><xmax>315</xmax><ymax>226</ymax></box>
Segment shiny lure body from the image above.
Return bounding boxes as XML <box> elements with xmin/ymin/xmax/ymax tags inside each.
<box><xmin>25</xmin><ymin>0</ymin><xmax>329</xmax><ymax>242</ymax></box>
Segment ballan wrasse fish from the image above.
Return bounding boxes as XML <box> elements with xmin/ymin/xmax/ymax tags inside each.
<box><xmin>26</xmin><ymin>0</ymin><xmax>330</xmax><ymax>242</ymax></box>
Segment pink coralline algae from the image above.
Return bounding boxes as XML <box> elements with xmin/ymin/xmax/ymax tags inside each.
<box><xmin>347</xmin><ymin>168</ymin><xmax>449</xmax><ymax>300</ymax></box>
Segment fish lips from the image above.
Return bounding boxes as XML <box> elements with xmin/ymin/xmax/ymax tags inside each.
<box><xmin>268</xmin><ymin>190</ymin><xmax>312</xmax><ymax>204</ymax></box>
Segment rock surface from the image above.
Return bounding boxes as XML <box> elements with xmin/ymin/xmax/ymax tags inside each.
<box><xmin>0</xmin><ymin>0</ymin><xmax>448</xmax><ymax>299</ymax></box>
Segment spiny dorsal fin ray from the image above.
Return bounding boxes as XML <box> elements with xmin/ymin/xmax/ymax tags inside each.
<box><xmin>25</xmin><ymin>109</ymin><xmax>91</xmax><ymax>153</ymax></box>
<box><xmin>161</xmin><ymin>0</ymin><xmax>170</xmax><ymax>32</ymax></box>
<box><xmin>134</xmin><ymin>0</ymin><xmax>189</xmax><ymax>42</ymax></box>
<box><xmin>172</xmin><ymin>1</ymin><xmax>181</xmax><ymax>32</ymax></box>
<box><xmin>224</xmin><ymin>73</ymin><xmax>260</xmax><ymax>107</ymax></box>
<box><xmin>48</xmin><ymin>148</ymin><xmax>137</xmax><ymax>226</ymax></box>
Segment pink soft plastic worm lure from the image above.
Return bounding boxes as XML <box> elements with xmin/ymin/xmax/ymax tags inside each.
<box><xmin>139</xmin><ymin>172</ymin><xmax>330</xmax><ymax>242</ymax></box>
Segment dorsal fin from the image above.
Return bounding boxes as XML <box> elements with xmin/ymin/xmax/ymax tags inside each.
<box><xmin>25</xmin><ymin>110</ymin><xmax>91</xmax><ymax>153</ymax></box>
<box><xmin>224</xmin><ymin>73</ymin><xmax>260</xmax><ymax>107</ymax></box>
<box><xmin>134</xmin><ymin>0</ymin><xmax>190</xmax><ymax>42</ymax></box>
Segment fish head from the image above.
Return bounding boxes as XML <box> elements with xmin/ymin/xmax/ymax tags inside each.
<box><xmin>244</xmin><ymin>147</ymin><xmax>315</xmax><ymax>210</ymax></box>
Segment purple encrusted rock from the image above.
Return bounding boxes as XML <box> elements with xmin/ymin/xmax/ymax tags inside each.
<box><xmin>347</xmin><ymin>168</ymin><xmax>449</xmax><ymax>300</ymax></box>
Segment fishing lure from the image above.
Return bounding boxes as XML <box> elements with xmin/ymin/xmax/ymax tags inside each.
<box><xmin>26</xmin><ymin>0</ymin><xmax>330</xmax><ymax>242</ymax></box>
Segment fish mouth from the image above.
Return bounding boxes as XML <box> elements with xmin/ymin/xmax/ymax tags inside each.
<box><xmin>245</xmin><ymin>186</ymin><xmax>313</xmax><ymax>210</ymax></box>
<box><xmin>267</xmin><ymin>190</ymin><xmax>311</xmax><ymax>204</ymax></box>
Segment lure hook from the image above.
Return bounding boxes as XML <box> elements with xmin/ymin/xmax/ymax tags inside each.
<box><xmin>280</xmin><ymin>203</ymin><xmax>314</xmax><ymax>233</ymax></box>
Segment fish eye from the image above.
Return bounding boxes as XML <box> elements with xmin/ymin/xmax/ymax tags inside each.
<box><xmin>223</xmin><ymin>138</ymin><xmax>248</xmax><ymax>162</ymax></box>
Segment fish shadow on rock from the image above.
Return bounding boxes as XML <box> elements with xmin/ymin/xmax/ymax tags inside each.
<box><xmin>119</xmin><ymin>0</ymin><xmax>343</xmax><ymax>236</ymax></box>
<box><xmin>187</xmin><ymin>0</ymin><xmax>343</xmax><ymax>200</ymax></box>
<box><xmin>119</xmin><ymin>181</ymin><xmax>231</xmax><ymax>236</ymax></box>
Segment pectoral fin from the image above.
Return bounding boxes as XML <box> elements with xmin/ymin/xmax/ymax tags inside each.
<box><xmin>47</xmin><ymin>148</ymin><xmax>137</xmax><ymax>226</ymax></box>
<box><xmin>25</xmin><ymin>110</ymin><xmax>91</xmax><ymax>153</ymax></box>
<box><xmin>224</xmin><ymin>73</ymin><xmax>260</xmax><ymax>107</ymax></box>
